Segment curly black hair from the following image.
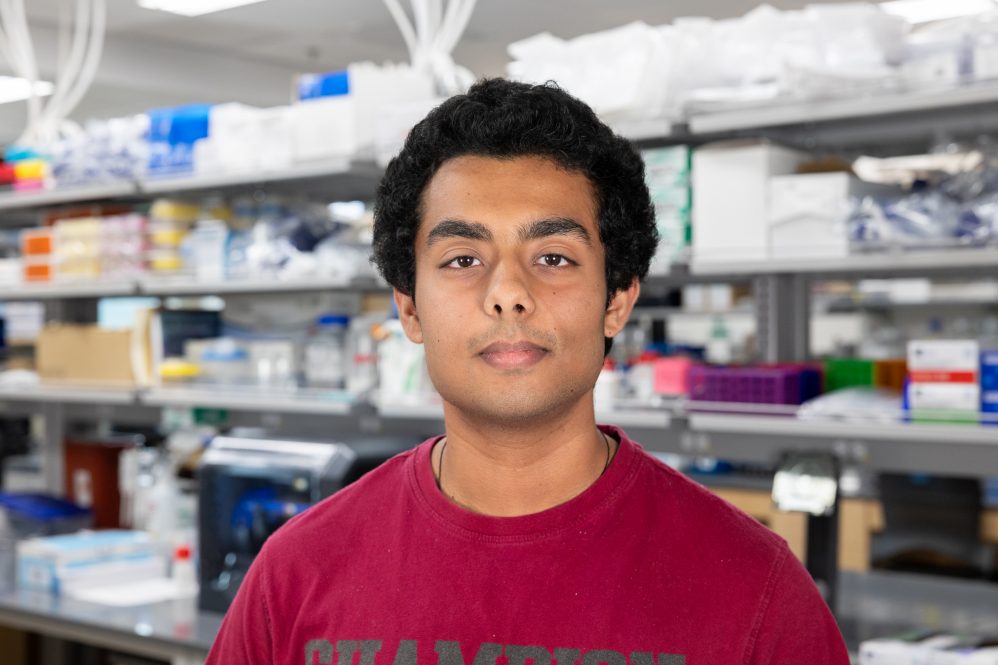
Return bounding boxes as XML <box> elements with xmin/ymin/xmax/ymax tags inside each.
<box><xmin>372</xmin><ymin>77</ymin><xmax>658</xmax><ymax>309</ymax></box>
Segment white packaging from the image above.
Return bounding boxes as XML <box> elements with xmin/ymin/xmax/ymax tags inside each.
<box><xmin>974</xmin><ymin>40</ymin><xmax>998</xmax><ymax>81</ymax></box>
<box><xmin>692</xmin><ymin>141</ymin><xmax>807</xmax><ymax>264</ymax></box>
<box><xmin>0</xmin><ymin>258</ymin><xmax>21</xmax><ymax>286</ymax></box>
<box><xmin>908</xmin><ymin>383</ymin><xmax>981</xmax><ymax>411</ymax></box>
<box><xmin>767</xmin><ymin>173</ymin><xmax>897</xmax><ymax>259</ymax></box>
<box><xmin>593</xmin><ymin>367</ymin><xmax>619</xmax><ymax>411</ymax></box>
<box><xmin>908</xmin><ymin>340</ymin><xmax>981</xmax><ymax>372</ymax></box>
<box><xmin>190</xmin><ymin>220</ymin><xmax>229</xmax><ymax>282</ymax></box>
<box><xmin>375</xmin><ymin>97</ymin><xmax>446</xmax><ymax>167</ymax></box>
<box><xmin>860</xmin><ymin>634</ymin><xmax>967</xmax><ymax>665</ymax></box>
<box><xmin>202</xmin><ymin>103</ymin><xmax>295</xmax><ymax>174</ymax></box>
<box><xmin>291</xmin><ymin>95</ymin><xmax>359</xmax><ymax>162</ymax></box>
<box><xmin>928</xmin><ymin>641</ymin><xmax>998</xmax><ymax>665</ymax></box>
<box><xmin>292</xmin><ymin>63</ymin><xmax>435</xmax><ymax>163</ymax></box>
<box><xmin>18</xmin><ymin>530</ymin><xmax>166</xmax><ymax>595</ymax></box>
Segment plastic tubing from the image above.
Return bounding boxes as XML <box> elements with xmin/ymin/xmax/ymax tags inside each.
<box><xmin>60</xmin><ymin>0</ymin><xmax>105</xmax><ymax>123</ymax></box>
<box><xmin>41</xmin><ymin>0</ymin><xmax>91</xmax><ymax>142</ymax></box>
<box><xmin>383</xmin><ymin>0</ymin><xmax>419</xmax><ymax>65</ymax></box>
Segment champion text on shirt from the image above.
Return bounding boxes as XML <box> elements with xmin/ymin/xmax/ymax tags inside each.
<box><xmin>303</xmin><ymin>639</ymin><xmax>687</xmax><ymax>665</ymax></box>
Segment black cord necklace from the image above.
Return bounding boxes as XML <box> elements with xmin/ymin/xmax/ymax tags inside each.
<box><xmin>433</xmin><ymin>431</ymin><xmax>614</xmax><ymax>493</ymax></box>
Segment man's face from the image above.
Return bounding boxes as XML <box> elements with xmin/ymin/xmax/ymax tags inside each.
<box><xmin>394</xmin><ymin>154</ymin><xmax>638</xmax><ymax>427</ymax></box>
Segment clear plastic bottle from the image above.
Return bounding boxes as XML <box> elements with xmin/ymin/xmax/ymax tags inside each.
<box><xmin>346</xmin><ymin>317</ymin><xmax>378</xmax><ymax>396</ymax></box>
<box><xmin>706</xmin><ymin>315</ymin><xmax>732</xmax><ymax>364</ymax></box>
<box><xmin>305</xmin><ymin>314</ymin><xmax>350</xmax><ymax>390</ymax></box>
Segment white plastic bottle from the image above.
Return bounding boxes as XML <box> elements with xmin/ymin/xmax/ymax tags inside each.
<box><xmin>172</xmin><ymin>544</ymin><xmax>198</xmax><ymax>597</ymax></box>
<box><xmin>305</xmin><ymin>314</ymin><xmax>350</xmax><ymax>390</ymax></box>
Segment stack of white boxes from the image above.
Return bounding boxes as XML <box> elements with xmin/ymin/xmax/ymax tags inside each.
<box><xmin>906</xmin><ymin>339</ymin><xmax>981</xmax><ymax>424</ymax></box>
<box><xmin>691</xmin><ymin>140</ymin><xmax>901</xmax><ymax>265</ymax></box>
<box><xmin>642</xmin><ymin>145</ymin><xmax>692</xmax><ymax>275</ymax></box>
<box><xmin>767</xmin><ymin>172</ymin><xmax>897</xmax><ymax>259</ymax></box>
<box><xmin>691</xmin><ymin>140</ymin><xmax>806</xmax><ymax>265</ymax></box>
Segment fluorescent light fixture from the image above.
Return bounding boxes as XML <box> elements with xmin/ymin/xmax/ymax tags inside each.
<box><xmin>880</xmin><ymin>0</ymin><xmax>997</xmax><ymax>23</ymax></box>
<box><xmin>137</xmin><ymin>0</ymin><xmax>268</xmax><ymax>17</ymax></box>
<box><xmin>0</xmin><ymin>76</ymin><xmax>54</xmax><ymax>105</ymax></box>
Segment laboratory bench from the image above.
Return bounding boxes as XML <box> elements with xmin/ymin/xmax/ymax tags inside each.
<box><xmin>0</xmin><ymin>571</ymin><xmax>993</xmax><ymax>664</ymax></box>
<box><xmin>0</xmin><ymin>589</ymin><xmax>222</xmax><ymax>665</ymax></box>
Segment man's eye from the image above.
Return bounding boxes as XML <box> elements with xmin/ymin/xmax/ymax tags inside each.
<box><xmin>538</xmin><ymin>254</ymin><xmax>572</xmax><ymax>267</ymax></box>
<box><xmin>446</xmin><ymin>256</ymin><xmax>481</xmax><ymax>268</ymax></box>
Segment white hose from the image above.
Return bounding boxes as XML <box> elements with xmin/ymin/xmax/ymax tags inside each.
<box><xmin>443</xmin><ymin>0</ymin><xmax>477</xmax><ymax>53</ymax></box>
<box><xmin>60</xmin><ymin>0</ymin><xmax>106</xmax><ymax>122</ymax></box>
<box><xmin>383</xmin><ymin>0</ymin><xmax>419</xmax><ymax>65</ymax></box>
<box><xmin>384</xmin><ymin>0</ymin><xmax>478</xmax><ymax>95</ymax></box>
<box><xmin>41</xmin><ymin>0</ymin><xmax>91</xmax><ymax>143</ymax></box>
<box><xmin>2</xmin><ymin>0</ymin><xmax>42</xmax><ymax>145</ymax></box>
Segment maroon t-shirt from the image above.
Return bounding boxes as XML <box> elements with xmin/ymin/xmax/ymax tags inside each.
<box><xmin>207</xmin><ymin>425</ymin><xmax>850</xmax><ymax>665</ymax></box>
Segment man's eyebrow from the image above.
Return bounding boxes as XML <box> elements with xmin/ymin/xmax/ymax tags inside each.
<box><xmin>518</xmin><ymin>217</ymin><xmax>592</xmax><ymax>246</ymax></box>
<box><xmin>425</xmin><ymin>219</ymin><xmax>493</xmax><ymax>247</ymax></box>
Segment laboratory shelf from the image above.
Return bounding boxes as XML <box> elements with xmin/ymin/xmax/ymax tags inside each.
<box><xmin>374</xmin><ymin>401</ymin><xmax>673</xmax><ymax>430</ymax></box>
<box><xmin>0</xmin><ymin>589</ymin><xmax>220</xmax><ymax>662</ymax></box>
<box><xmin>0</xmin><ymin>182</ymin><xmax>138</xmax><ymax>212</ymax></box>
<box><xmin>687</xmin><ymin>413</ymin><xmax>998</xmax><ymax>478</ymax></box>
<box><xmin>610</xmin><ymin>115</ymin><xmax>679</xmax><ymax>142</ymax></box>
<box><xmin>138</xmin><ymin>158</ymin><xmax>382</xmax><ymax>199</ymax></box>
<box><xmin>0</xmin><ymin>160</ymin><xmax>382</xmax><ymax>215</ymax></box>
<box><xmin>0</xmin><ymin>280</ymin><xmax>138</xmax><ymax>301</ymax></box>
<box><xmin>0</xmin><ymin>383</ymin><xmax>138</xmax><ymax>406</ymax></box>
<box><xmin>0</xmin><ymin>276</ymin><xmax>388</xmax><ymax>301</ymax></box>
<box><xmin>142</xmin><ymin>386</ymin><xmax>357</xmax><ymax>415</ymax></box>
<box><xmin>138</xmin><ymin>275</ymin><xmax>387</xmax><ymax>297</ymax></box>
<box><xmin>374</xmin><ymin>402</ymin><xmax>445</xmax><ymax>420</ymax></box>
<box><xmin>824</xmin><ymin>295</ymin><xmax>998</xmax><ymax>313</ymax></box>
<box><xmin>838</xmin><ymin>570</ymin><xmax>998</xmax><ymax>651</ymax></box>
<box><xmin>688</xmin><ymin>80</ymin><xmax>998</xmax><ymax>134</ymax></box>
<box><xmin>690</xmin><ymin>247</ymin><xmax>998</xmax><ymax>278</ymax></box>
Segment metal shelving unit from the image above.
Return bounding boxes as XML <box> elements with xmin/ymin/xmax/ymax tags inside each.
<box><xmin>0</xmin><ymin>384</ymin><xmax>137</xmax><ymax>406</ymax></box>
<box><xmin>686</xmin><ymin>414</ymin><xmax>998</xmax><ymax>478</ymax></box>
<box><xmin>143</xmin><ymin>387</ymin><xmax>356</xmax><ymax>415</ymax></box>
<box><xmin>0</xmin><ymin>88</ymin><xmax>996</xmax><ymax>490</ymax></box>
<box><xmin>688</xmin><ymin>80</ymin><xmax>998</xmax><ymax>134</ymax></box>
<box><xmin>2</xmin><ymin>281</ymin><xmax>138</xmax><ymax>301</ymax></box>
<box><xmin>0</xmin><ymin>277</ymin><xmax>388</xmax><ymax>300</ymax></box>
<box><xmin>0</xmin><ymin>159</ymin><xmax>381</xmax><ymax>215</ymax></box>
<box><xmin>0</xmin><ymin>183</ymin><xmax>138</xmax><ymax>212</ymax></box>
<box><xmin>691</xmin><ymin>247</ymin><xmax>998</xmax><ymax>278</ymax></box>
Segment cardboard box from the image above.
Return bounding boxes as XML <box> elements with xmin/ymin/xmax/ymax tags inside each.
<box><xmin>36</xmin><ymin>324</ymin><xmax>137</xmax><ymax>386</ymax></box>
<box><xmin>692</xmin><ymin>141</ymin><xmax>807</xmax><ymax>263</ymax></box>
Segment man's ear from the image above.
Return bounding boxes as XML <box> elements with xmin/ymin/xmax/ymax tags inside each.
<box><xmin>394</xmin><ymin>288</ymin><xmax>424</xmax><ymax>344</ymax></box>
<box><xmin>604</xmin><ymin>278</ymin><xmax>640</xmax><ymax>339</ymax></box>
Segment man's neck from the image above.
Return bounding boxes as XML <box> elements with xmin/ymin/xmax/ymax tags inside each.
<box><xmin>433</xmin><ymin>397</ymin><xmax>616</xmax><ymax>517</ymax></box>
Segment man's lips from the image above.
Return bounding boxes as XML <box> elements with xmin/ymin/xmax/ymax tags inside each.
<box><xmin>478</xmin><ymin>341</ymin><xmax>549</xmax><ymax>370</ymax></box>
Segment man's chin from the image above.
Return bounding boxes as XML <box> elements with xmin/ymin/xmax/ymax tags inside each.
<box><xmin>441</xmin><ymin>391</ymin><xmax>588</xmax><ymax>429</ymax></box>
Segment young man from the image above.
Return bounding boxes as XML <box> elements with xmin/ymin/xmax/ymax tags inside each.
<box><xmin>207</xmin><ymin>79</ymin><xmax>850</xmax><ymax>664</ymax></box>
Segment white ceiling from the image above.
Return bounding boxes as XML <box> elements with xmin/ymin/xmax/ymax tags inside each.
<box><xmin>0</xmin><ymin>0</ymin><xmax>839</xmax><ymax>143</ymax></box>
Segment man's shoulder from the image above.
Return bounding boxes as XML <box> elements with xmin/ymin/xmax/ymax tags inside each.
<box><xmin>632</xmin><ymin>444</ymin><xmax>788</xmax><ymax>558</ymax></box>
<box><xmin>262</xmin><ymin>445</ymin><xmax>419</xmax><ymax>559</ymax></box>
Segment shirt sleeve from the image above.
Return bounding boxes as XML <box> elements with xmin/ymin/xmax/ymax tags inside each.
<box><xmin>746</xmin><ymin>547</ymin><xmax>851</xmax><ymax>665</ymax></box>
<box><xmin>204</xmin><ymin>549</ymin><xmax>275</xmax><ymax>665</ymax></box>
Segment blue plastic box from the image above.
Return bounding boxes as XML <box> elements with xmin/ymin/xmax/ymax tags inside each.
<box><xmin>146</xmin><ymin>103</ymin><xmax>213</xmax><ymax>176</ymax></box>
<box><xmin>296</xmin><ymin>70</ymin><xmax>350</xmax><ymax>101</ymax></box>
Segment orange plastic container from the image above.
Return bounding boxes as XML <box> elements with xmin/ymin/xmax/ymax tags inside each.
<box><xmin>23</xmin><ymin>260</ymin><xmax>53</xmax><ymax>282</ymax></box>
<box><xmin>21</xmin><ymin>228</ymin><xmax>53</xmax><ymax>256</ymax></box>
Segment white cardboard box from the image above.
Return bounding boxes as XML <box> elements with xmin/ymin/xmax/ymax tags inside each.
<box><xmin>908</xmin><ymin>340</ymin><xmax>981</xmax><ymax>372</ymax></box>
<box><xmin>907</xmin><ymin>383</ymin><xmax>981</xmax><ymax>411</ymax></box>
<box><xmin>692</xmin><ymin>141</ymin><xmax>807</xmax><ymax>264</ymax></box>
<box><xmin>768</xmin><ymin>172</ymin><xmax>897</xmax><ymax>259</ymax></box>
